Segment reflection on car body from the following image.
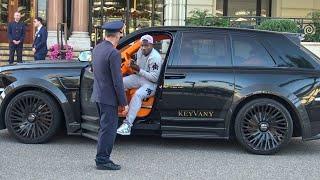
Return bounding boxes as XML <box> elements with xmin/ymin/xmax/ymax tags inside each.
<box><xmin>1</xmin><ymin>27</ymin><xmax>320</xmax><ymax>155</ymax></box>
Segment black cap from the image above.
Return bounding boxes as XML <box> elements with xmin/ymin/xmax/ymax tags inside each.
<box><xmin>101</xmin><ymin>20</ymin><xmax>124</xmax><ymax>33</ymax></box>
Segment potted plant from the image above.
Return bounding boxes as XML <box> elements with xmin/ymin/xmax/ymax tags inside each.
<box><xmin>49</xmin><ymin>44</ymin><xmax>74</xmax><ymax>60</ymax></box>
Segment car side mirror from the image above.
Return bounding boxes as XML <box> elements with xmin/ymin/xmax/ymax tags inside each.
<box><xmin>78</xmin><ymin>50</ymin><xmax>92</xmax><ymax>62</ymax></box>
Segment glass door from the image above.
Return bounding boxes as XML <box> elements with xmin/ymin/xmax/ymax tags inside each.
<box><xmin>17</xmin><ymin>0</ymin><xmax>34</xmax><ymax>44</ymax></box>
<box><xmin>90</xmin><ymin>0</ymin><xmax>126</xmax><ymax>45</ymax></box>
<box><xmin>0</xmin><ymin>0</ymin><xmax>9</xmax><ymax>44</ymax></box>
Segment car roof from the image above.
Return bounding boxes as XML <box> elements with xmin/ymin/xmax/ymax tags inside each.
<box><xmin>133</xmin><ymin>26</ymin><xmax>300</xmax><ymax>36</ymax></box>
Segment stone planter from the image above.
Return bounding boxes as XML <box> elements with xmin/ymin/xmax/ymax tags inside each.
<box><xmin>301</xmin><ymin>42</ymin><xmax>320</xmax><ymax>58</ymax></box>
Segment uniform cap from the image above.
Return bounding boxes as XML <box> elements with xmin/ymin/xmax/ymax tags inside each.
<box><xmin>101</xmin><ymin>20</ymin><xmax>124</xmax><ymax>33</ymax></box>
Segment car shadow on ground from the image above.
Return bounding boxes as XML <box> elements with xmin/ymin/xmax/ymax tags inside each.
<box><xmin>1</xmin><ymin>129</ymin><xmax>319</xmax><ymax>156</ymax></box>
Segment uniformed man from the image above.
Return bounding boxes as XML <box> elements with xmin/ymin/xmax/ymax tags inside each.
<box><xmin>91</xmin><ymin>20</ymin><xmax>128</xmax><ymax>170</ymax></box>
<box><xmin>7</xmin><ymin>11</ymin><xmax>25</xmax><ymax>64</ymax></box>
<box><xmin>117</xmin><ymin>35</ymin><xmax>162</xmax><ymax>135</ymax></box>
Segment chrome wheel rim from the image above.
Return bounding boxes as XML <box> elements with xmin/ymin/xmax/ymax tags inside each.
<box><xmin>8</xmin><ymin>95</ymin><xmax>53</xmax><ymax>139</ymax></box>
<box><xmin>240</xmin><ymin>104</ymin><xmax>289</xmax><ymax>151</ymax></box>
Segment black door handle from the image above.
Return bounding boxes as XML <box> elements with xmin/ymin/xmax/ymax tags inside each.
<box><xmin>164</xmin><ymin>73</ymin><xmax>186</xmax><ymax>79</ymax></box>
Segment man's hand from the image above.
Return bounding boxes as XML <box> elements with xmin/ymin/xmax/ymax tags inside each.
<box><xmin>32</xmin><ymin>48</ymin><xmax>36</xmax><ymax>53</ymax></box>
<box><xmin>12</xmin><ymin>40</ymin><xmax>17</xmax><ymax>44</ymax></box>
<box><xmin>130</xmin><ymin>60</ymin><xmax>140</xmax><ymax>73</ymax></box>
<box><xmin>16</xmin><ymin>40</ymin><xmax>20</xmax><ymax>44</ymax></box>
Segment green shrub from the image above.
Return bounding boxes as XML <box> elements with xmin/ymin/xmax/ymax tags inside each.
<box><xmin>308</xmin><ymin>11</ymin><xmax>320</xmax><ymax>31</ymax></box>
<box><xmin>257</xmin><ymin>19</ymin><xmax>299</xmax><ymax>33</ymax></box>
<box><xmin>304</xmin><ymin>34</ymin><xmax>320</xmax><ymax>42</ymax></box>
<box><xmin>186</xmin><ymin>9</ymin><xmax>229</xmax><ymax>27</ymax></box>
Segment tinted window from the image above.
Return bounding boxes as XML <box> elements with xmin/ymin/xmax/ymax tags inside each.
<box><xmin>232</xmin><ymin>36</ymin><xmax>276</xmax><ymax>67</ymax></box>
<box><xmin>175</xmin><ymin>32</ymin><xmax>231</xmax><ymax>66</ymax></box>
<box><xmin>263</xmin><ymin>34</ymin><xmax>315</xmax><ymax>69</ymax></box>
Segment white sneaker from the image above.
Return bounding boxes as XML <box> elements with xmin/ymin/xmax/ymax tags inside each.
<box><xmin>117</xmin><ymin>123</ymin><xmax>131</xmax><ymax>135</ymax></box>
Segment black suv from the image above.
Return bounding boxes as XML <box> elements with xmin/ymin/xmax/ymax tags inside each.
<box><xmin>1</xmin><ymin>27</ymin><xmax>320</xmax><ymax>155</ymax></box>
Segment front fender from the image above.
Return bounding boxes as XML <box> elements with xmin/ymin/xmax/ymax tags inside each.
<box><xmin>0</xmin><ymin>78</ymin><xmax>80</xmax><ymax>133</ymax></box>
<box><xmin>225</xmin><ymin>84</ymin><xmax>312</xmax><ymax>140</ymax></box>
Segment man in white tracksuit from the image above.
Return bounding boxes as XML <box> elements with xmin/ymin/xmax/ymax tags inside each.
<box><xmin>117</xmin><ymin>35</ymin><xmax>162</xmax><ymax>135</ymax></box>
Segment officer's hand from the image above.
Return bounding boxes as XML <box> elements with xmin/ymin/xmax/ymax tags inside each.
<box><xmin>118</xmin><ymin>105</ymin><xmax>129</xmax><ymax>116</ymax></box>
<box><xmin>32</xmin><ymin>48</ymin><xmax>36</xmax><ymax>53</ymax></box>
<box><xmin>118</xmin><ymin>106</ymin><xmax>124</xmax><ymax>112</ymax></box>
<box><xmin>16</xmin><ymin>40</ymin><xmax>20</xmax><ymax>44</ymax></box>
<box><xmin>12</xmin><ymin>40</ymin><xmax>17</xmax><ymax>44</ymax></box>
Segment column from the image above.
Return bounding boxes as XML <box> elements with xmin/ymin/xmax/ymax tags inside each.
<box><xmin>179</xmin><ymin>0</ymin><xmax>186</xmax><ymax>26</ymax></box>
<box><xmin>68</xmin><ymin>0</ymin><xmax>91</xmax><ymax>51</ymax></box>
<box><xmin>47</xmin><ymin>0</ymin><xmax>63</xmax><ymax>47</ymax></box>
<box><xmin>271</xmin><ymin>0</ymin><xmax>282</xmax><ymax>17</ymax></box>
<box><xmin>212</xmin><ymin>0</ymin><xmax>217</xmax><ymax>16</ymax></box>
<box><xmin>164</xmin><ymin>0</ymin><xmax>186</xmax><ymax>26</ymax></box>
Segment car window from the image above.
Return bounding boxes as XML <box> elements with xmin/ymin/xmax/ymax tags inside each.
<box><xmin>232</xmin><ymin>36</ymin><xmax>276</xmax><ymax>67</ymax></box>
<box><xmin>153</xmin><ymin>39</ymin><xmax>171</xmax><ymax>59</ymax></box>
<box><xmin>263</xmin><ymin>34</ymin><xmax>315</xmax><ymax>69</ymax></box>
<box><xmin>175</xmin><ymin>32</ymin><xmax>231</xmax><ymax>67</ymax></box>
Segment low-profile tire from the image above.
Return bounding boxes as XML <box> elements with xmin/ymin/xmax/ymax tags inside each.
<box><xmin>234</xmin><ymin>98</ymin><xmax>293</xmax><ymax>155</ymax></box>
<box><xmin>5</xmin><ymin>90</ymin><xmax>62</xmax><ymax>144</ymax></box>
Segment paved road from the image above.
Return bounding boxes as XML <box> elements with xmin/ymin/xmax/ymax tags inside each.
<box><xmin>1</xmin><ymin>129</ymin><xmax>320</xmax><ymax>180</ymax></box>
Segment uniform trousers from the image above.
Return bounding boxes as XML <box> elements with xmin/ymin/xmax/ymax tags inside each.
<box><xmin>34</xmin><ymin>52</ymin><xmax>47</xmax><ymax>61</ymax></box>
<box><xmin>96</xmin><ymin>103</ymin><xmax>118</xmax><ymax>163</ymax></box>
<box><xmin>9</xmin><ymin>43</ymin><xmax>23</xmax><ymax>64</ymax></box>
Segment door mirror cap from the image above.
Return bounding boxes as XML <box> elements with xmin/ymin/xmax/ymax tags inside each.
<box><xmin>78</xmin><ymin>50</ymin><xmax>92</xmax><ymax>62</ymax></box>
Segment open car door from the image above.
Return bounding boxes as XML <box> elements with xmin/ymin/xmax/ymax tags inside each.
<box><xmin>80</xmin><ymin>32</ymin><xmax>173</xmax><ymax>139</ymax></box>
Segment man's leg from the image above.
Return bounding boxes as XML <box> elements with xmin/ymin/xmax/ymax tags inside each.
<box><xmin>117</xmin><ymin>76</ymin><xmax>156</xmax><ymax>135</ymax></box>
<box><xmin>96</xmin><ymin>103</ymin><xmax>118</xmax><ymax>162</ymax></box>
<box><xmin>37</xmin><ymin>53</ymin><xmax>46</xmax><ymax>60</ymax></box>
<box><xmin>8</xmin><ymin>44</ymin><xmax>16</xmax><ymax>64</ymax></box>
<box><xmin>125</xmin><ymin>83</ymin><xmax>156</xmax><ymax>126</ymax></box>
<box><xmin>34</xmin><ymin>52</ymin><xmax>39</xmax><ymax>61</ymax></box>
<box><xmin>16</xmin><ymin>44</ymin><xmax>23</xmax><ymax>63</ymax></box>
<box><xmin>123</xmin><ymin>74</ymin><xmax>140</xmax><ymax>90</ymax></box>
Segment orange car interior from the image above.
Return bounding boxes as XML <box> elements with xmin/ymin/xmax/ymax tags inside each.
<box><xmin>118</xmin><ymin>34</ymin><xmax>171</xmax><ymax>118</ymax></box>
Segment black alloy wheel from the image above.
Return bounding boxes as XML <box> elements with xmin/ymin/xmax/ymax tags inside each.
<box><xmin>5</xmin><ymin>91</ymin><xmax>62</xmax><ymax>143</ymax></box>
<box><xmin>235</xmin><ymin>98</ymin><xmax>293</xmax><ymax>155</ymax></box>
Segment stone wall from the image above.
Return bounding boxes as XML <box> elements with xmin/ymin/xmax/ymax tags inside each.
<box><xmin>302</xmin><ymin>42</ymin><xmax>320</xmax><ymax>58</ymax></box>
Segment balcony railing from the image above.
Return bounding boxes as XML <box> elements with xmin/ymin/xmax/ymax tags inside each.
<box><xmin>185</xmin><ymin>16</ymin><xmax>318</xmax><ymax>36</ymax></box>
<box><xmin>216</xmin><ymin>16</ymin><xmax>316</xmax><ymax>35</ymax></box>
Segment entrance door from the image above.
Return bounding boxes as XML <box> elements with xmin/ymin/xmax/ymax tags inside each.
<box><xmin>0</xmin><ymin>0</ymin><xmax>35</xmax><ymax>44</ymax></box>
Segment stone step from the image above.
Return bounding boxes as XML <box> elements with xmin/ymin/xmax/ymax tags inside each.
<box><xmin>0</xmin><ymin>50</ymin><xmax>34</xmax><ymax>55</ymax></box>
<box><xmin>0</xmin><ymin>43</ymin><xmax>81</xmax><ymax>66</ymax></box>
<box><xmin>0</xmin><ymin>43</ymin><xmax>33</xmax><ymax>48</ymax></box>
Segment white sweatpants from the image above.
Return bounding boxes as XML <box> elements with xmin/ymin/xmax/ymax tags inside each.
<box><xmin>123</xmin><ymin>74</ymin><xmax>157</xmax><ymax>126</ymax></box>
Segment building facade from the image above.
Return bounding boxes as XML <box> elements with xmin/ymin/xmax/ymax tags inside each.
<box><xmin>0</xmin><ymin>0</ymin><xmax>320</xmax><ymax>51</ymax></box>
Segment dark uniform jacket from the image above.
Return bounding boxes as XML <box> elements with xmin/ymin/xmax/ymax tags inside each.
<box><xmin>91</xmin><ymin>40</ymin><xmax>127</xmax><ymax>107</ymax></box>
<box><xmin>32</xmin><ymin>26</ymin><xmax>48</xmax><ymax>55</ymax></box>
<box><xmin>7</xmin><ymin>21</ymin><xmax>25</xmax><ymax>44</ymax></box>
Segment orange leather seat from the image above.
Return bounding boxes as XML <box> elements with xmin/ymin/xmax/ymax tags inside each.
<box><xmin>120</xmin><ymin>89</ymin><xmax>155</xmax><ymax>118</ymax></box>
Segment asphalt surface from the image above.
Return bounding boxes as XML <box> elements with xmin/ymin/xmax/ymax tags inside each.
<box><xmin>1</xmin><ymin>129</ymin><xmax>320</xmax><ymax>180</ymax></box>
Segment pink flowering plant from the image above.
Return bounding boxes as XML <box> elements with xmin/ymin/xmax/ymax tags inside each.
<box><xmin>49</xmin><ymin>44</ymin><xmax>74</xmax><ymax>60</ymax></box>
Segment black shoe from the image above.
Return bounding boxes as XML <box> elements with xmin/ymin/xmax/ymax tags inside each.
<box><xmin>96</xmin><ymin>161</ymin><xmax>121</xmax><ymax>170</ymax></box>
